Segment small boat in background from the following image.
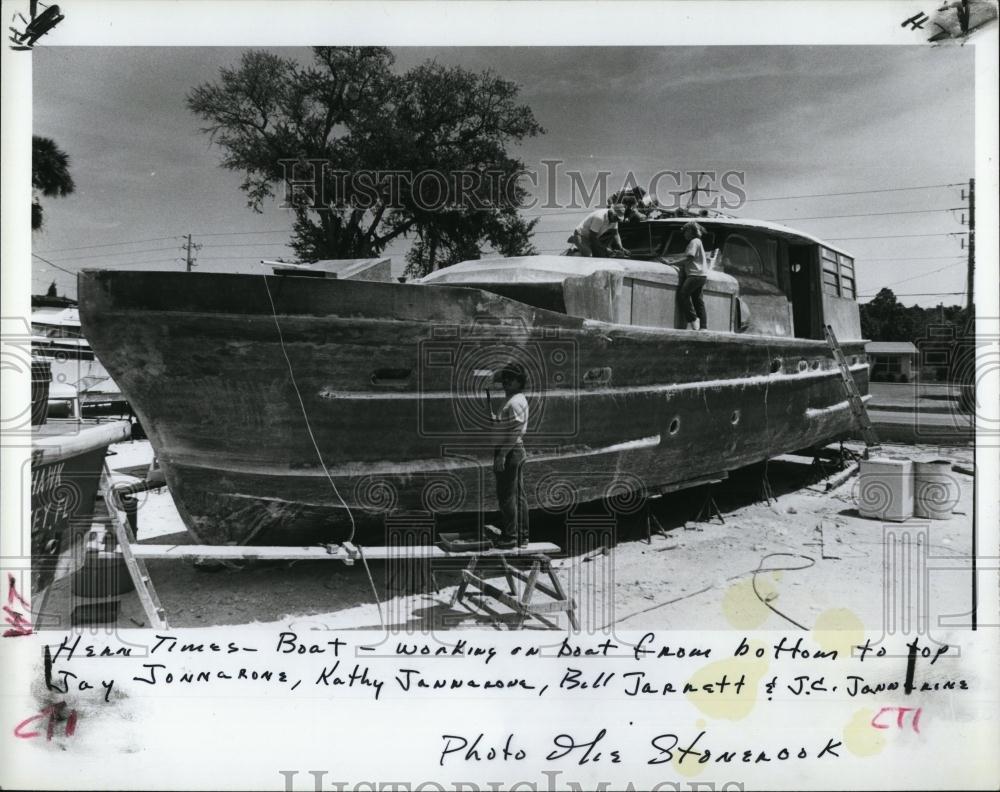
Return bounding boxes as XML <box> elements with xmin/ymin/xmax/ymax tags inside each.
<box><xmin>30</xmin><ymin>359</ymin><xmax>131</xmax><ymax>599</ymax></box>
<box><xmin>31</xmin><ymin>301</ymin><xmax>126</xmax><ymax>415</ymax></box>
<box><xmin>78</xmin><ymin>213</ymin><xmax>869</xmax><ymax>547</ymax></box>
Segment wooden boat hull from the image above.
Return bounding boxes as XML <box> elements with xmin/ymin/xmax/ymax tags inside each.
<box><xmin>78</xmin><ymin>270</ymin><xmax>868</xmax><ymax>545</ymax></box>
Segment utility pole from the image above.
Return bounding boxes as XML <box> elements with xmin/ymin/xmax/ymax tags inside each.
<box><xmin>965</xmin><ymin>177</ymin><xmax>974</xmax><ymax>313</ymax></box>
<box><xmin>183</xmin><ymin>233</ymin><xmax>202</xmax><ymax>272</ymax></box>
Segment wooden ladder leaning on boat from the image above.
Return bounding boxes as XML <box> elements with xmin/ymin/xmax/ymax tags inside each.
<box><xmin>824</xmin><ymin>324</ymin><xmax>882</xmax><ymax>458</ymax></box>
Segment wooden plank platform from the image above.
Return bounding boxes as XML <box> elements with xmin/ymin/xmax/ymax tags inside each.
<box><xmin>129</xmin><ymin>542</ymin><xmax>562</xmax><ymax>562</ymax></box>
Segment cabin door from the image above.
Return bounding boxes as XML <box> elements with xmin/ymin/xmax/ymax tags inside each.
<box><xmin>787</xmin><ymin>245</ymin><xmax>815</xmax><ymax>338</ymax></box>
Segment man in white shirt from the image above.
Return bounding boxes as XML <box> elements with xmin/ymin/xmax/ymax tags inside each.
<box><xmin>570</xmin><ymin>204</ymin><xmax>628</xmax><ymax>257</ymax></box>
<box><xmin>488</xmin><ymin>363</ymin><xmax>529</xmax><ymax>549</ymax></box>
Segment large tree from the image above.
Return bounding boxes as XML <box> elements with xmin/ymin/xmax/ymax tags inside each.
<box><xmin>32</xmin><ymin>135</ymin><xmax>75</xmax><ymax>231</ymax></box>
<box><xmin>187</xmin><ymin>48</ymin><xmax>542</xmax><ymax>275</ymax></box>
<box><xmin>860</xmin><ymin>287</ymin><xmax>969</xmax><ymax>344</ymax></box>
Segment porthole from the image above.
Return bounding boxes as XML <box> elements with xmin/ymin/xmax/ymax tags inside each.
<box><xmin>668</xmin><ymin>417</ymin><xmax>681</xmax><ymax>436</ymax></box>
<box><xmin>811</xmin><ymin>360</ymin><xmax>821</xmax><ymax>370</ymax></box>
<box><xmin>730</xmin><ymin>410</ymin><xmax>741</xmax><ymax>426</ymax></box>
<box><xmin>770</xmin><ymin>358</ymin><xmax>783</xmax><ymax>374</ymax></box>
<box><xmin>798</xmin><ymin>359</ymin><xmax>809</xmax><ymax>372</ymax></box>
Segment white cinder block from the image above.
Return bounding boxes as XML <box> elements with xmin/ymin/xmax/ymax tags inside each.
<box><xmin>858</xmin><ymin>457</ymin><xmax>914</xmax><ymax>522</ymax></box>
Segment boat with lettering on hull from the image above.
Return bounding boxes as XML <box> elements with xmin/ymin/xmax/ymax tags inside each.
<box><xmin>77</xmin><ymin>216</ymin><xmax>869</xmax><ymax>546</ymax></box>
<box><xmin>30</xmin><ymin>359</ymin><xmax>131</xmax><ymax>597</ymax></box>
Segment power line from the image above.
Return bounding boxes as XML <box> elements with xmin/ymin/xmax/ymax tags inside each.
<box><xmin>867</xmin><ymin>261</ymin><xmax>964</xmax><ymax>290</ymax></box>
<box><xmin>76</xmin><ymin>259</ymin><xmax>184</xmax><ymax>269</ymax></box>
<box><xmin>825</xmin><ymin>232</ymin><xmax>966</xmax><ymax>241</ymax></box>
<box><xmin>201</xmin><ymin>241</ymin><xmax>295</xmax><ymax>249</ymax></box>
<box><xmin>31</xmin><ymin>252</ymin><xmax>77</xmax><ymax>276</ymax></box>
<box><xmin>39</xmin><ymin>246</ymin><xmax>182</xmax><ymax>263</ymax></box>
<box><xmin>35</xmin><ymin>228</ymin><xmax>292</xmax><ymax>256</ymax></box>
<box><xmin>744</xmin><ymin>182</ymin><xmax>963</xmax><ymax>203</ymax></box>
<box><xmin>38</xmin><ymin>238</ymin><xmax>295</xmax><ymax>263</ymax></box>
<box><xmin>35</xmin><ymin>235</ymin><xmax>181</xmax><ymax>255</ymax></box>
<box><xmin>769</xmin><ymin>207</ymin><xmax>962</xmax><ymax>222</ymax></box>
<box><xmin>532</xmin><ymin>228</ymin><xmax>967</xmax><ymax>243</ymax></box>
<box><xmin>190</xmin><ymin>256</ymin><xmax>283</xmax><ymax>262</ymax></box>
<box><xmin>193</xmin><ymin>228</ymin><xmax>291</xmax><ymax>238</ymax></box>
<box><xmin>524</xmin><ymin>181</ymin><xmax>965</xmax><ymax>218</ymax></box>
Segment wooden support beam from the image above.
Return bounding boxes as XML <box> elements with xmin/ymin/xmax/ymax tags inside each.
<box><xmin>652</xmin><ymin>471</ymin><xmax>728</xmax><ymax>495</ymax></box>
<box><xmin>130</xmin><ymin>542</ymin><xmax>562</xmax><ymax>562</ymax></box>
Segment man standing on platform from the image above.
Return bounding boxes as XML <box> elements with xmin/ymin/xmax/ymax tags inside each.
<box><xmin>487</xmin><ymin>363</ymin><xmax>530</xmax><ymax>549</ymax></box>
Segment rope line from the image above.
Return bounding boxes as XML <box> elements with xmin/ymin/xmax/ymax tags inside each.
<box><xmin>257</xmin><ymin>265</ymin><xmax>386</xmax><ymax>629</ymax></box>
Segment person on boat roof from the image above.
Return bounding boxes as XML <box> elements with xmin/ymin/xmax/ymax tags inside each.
<box><xmin>611</xmin><ymin>186</ymin><xmax>655</xmax><ymax>224</ymax></box>
<box><xmin>570</xmin><ymin>204</ymin><xmax>628</xmax><ymax>257</ymax></box>
<box><xmin>671</xmin><ymin>221</ymin><xmax>711</xmax><ymax>331</ymax></box>
<box><xmin>488</xmin><ymin>363</ymin><xmax>530</xmax><ymax>549</ymax></box>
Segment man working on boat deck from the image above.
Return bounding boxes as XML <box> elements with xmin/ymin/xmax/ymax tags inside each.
<box><xmin>570</xmin><ymin>204</ymin><xmax>628</xmax><ymax>257</ymax></box>
<box><xmin>487</xmin><ymin>363</ymin><xmax>529</xmax><ymax>549</ymax></box>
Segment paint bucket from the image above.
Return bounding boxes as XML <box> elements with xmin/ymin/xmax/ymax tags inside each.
<box><xmin>857</xmin><ymin>456</ymin><xmax>913</xmax><ymax>522</ymax></box>
<box><xmin>913</xmin><ymin>459</ymin><xmax>960</xmax><ymax>520</ymax></box>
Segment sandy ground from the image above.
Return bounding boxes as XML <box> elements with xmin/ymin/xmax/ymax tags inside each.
<box><xmin>42</xmin><ymin>439</ymin><xmax>976</xmax><ymax>636</ymax></box>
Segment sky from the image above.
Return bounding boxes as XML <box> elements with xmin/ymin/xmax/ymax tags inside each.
<box><xmin>31</xmin><ymin>45</ymin><xmax>975</xmax><ymax>307</ymax></box>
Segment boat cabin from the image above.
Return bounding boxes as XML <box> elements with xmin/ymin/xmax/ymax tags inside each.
<box><xmin>620</xmin><ymin>216</ymin><xmax>860</xmax><ymax>340</ymax></box>
<box><xmin>419</xmin><ymin>215</ymin><xmax>862</xmax><ymax>341</ymax></box>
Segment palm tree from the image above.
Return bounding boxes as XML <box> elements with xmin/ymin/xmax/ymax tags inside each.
<box><xmin>32</xmin><ymin>135</ymin><xmax>75</xmax><ymax>230</ymax></box>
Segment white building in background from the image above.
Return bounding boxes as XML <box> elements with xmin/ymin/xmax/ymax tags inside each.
<box><xmin>866</xmin><ymin>341</ymin><xmax>918</xmax><ymax>383</ymax></box>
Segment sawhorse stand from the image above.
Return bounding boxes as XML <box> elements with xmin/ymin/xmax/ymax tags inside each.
<box><xmin>451</xmin><ymin>552</ymin><xmax>578</xmax><ymax>630</ymax></box>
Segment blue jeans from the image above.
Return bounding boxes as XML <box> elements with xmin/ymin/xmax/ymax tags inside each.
<box><xmin>679</xmin><ymin>274</ymin><xmax>708</xmax><ymax>328</ymax></box>
<box><xmin>495</xmin><ymin>445</ymin><xmax>528</xmax><ymax>542</ymax></box>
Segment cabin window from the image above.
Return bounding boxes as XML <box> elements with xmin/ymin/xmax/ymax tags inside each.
<box><xmin>720</xmin><ymin>234</ymin><xmax>763</xmax><ymax>276</ymax></box>
<box><xmin>31</xmin><ymin>324</ymin><xmax>70</xmax><ymax>338</ymax></box>
<box><xmin>761</xmin><ymin>238</ymin><xmax>778</xmax><ymax>282</ymax></box>
<box><xmin>821</xmin><ymin>247</ymin><xmax>856</xmax><ymax>298</ymax></box>
<box><xmin>620</xmin><ymin>224</ymin><xmax>655</xmax><ymax>256</ymax></box>
<box><xmin>662</xmin><ymin>231</ymin><xmax>687</xmax><ymax>256</ymax></box>
<box><xmin>838</xmin><ymin>253</ymin><xmax>856</xmax><ymax>298</ymax></box>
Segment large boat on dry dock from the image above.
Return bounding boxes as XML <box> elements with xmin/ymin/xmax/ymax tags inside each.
<box><xmin>78</xmin><ymin>214</ymin><xmax>869</xmax><ymax>546</ymax></box>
